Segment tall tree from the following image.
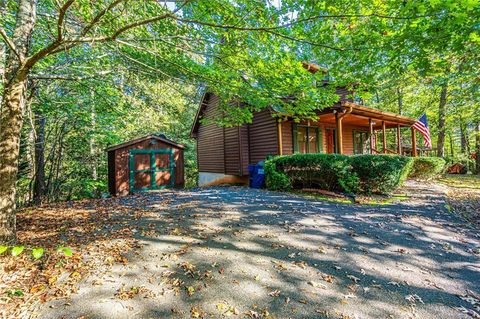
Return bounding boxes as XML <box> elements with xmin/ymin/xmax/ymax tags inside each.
<box><xmin>0</xmin><ymin>0</ymin><xmax>38</xmax><ymax>242</ymax></box>
<box><xmin>437</xmin><ymin>80</ymin><xmax>448</xmax><ymax>157</ymax></box>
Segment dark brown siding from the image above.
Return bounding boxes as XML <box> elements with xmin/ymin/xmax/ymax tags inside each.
<box><xmin>197</xmin><ymin>94</ymin><xmax>225</xmax><ymax>173</ymax></box>
<box><xmin>113</xmin><ymin>139</ymin><xmax>184</xmax><ymax>196</ymax></box>
<box><xmin>224</xmin><ymin>126</ymin><xmax>240</xmax><ymax>175</ymax></box>
<box><xmin>281</xmin><ymin>121</ymin><xmax>293</xmax><ymax>155</ymax></box>
<box><xmin>335</xmin><ymin>87</ymin><xmax>354</xmax><ymax>103</ymax></box>
<box><xmin>249</xmin><ymin>108</ymin><xmax>279</xmax><ymax>163</ymax></box>
<box><xmin>108</xmin><ymin>151</ymin><xmax>116</xmax><ymax>195</ymax></box>
<box><xmin>239</xmin><ymin>125</ymin><xmax>250</xmax><ymax>175</ymax></box>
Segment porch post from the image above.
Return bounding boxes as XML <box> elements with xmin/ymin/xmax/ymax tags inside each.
<box><xmin>369</xmin><ymin>118</ymin><xmax>374</xmax><ymax>154</ymax></box>
<box><xmin>277</xmin><ymin>121</ymin><xmax>283</xmax><ymax>156</ymax></box>
<box><xmin>382</xmin><ymin>121</ymin><xmax>387</xmax><ymax>154</ymax></box>
<box><xmin>335</xmin><ymin>112</ymin><xmax>343</xmax><ymax>154</ymax></box>
<box><xmin>397</xmin><ymin>125</ymin><xmax>402</xmax><ymax>155</ymax></box>
<box><xmin>411</xmin><ymin>127</ymin><xmax>417</xmax><ymax>157</ymax></box>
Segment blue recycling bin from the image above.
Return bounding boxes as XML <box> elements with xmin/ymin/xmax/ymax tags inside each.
<box><xmin>249</xmin><ymin>161</ymin><xmax>265</xmax><ymax>189</ymax></box>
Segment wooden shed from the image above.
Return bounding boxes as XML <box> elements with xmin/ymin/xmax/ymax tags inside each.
<box><xmin>106</xmin><ymin>134</ymin><xmax>184</xmax><ymax>196</ymax></box>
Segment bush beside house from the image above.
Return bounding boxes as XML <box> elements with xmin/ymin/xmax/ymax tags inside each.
<box><xmin>350</xmin><ymin>155</ymin><xmax>413</xmax><ymax>194</ymax></box>
<box><xmin>265</xmin><ymin>154</ymin><xmax>414</xmax><ymax>194</ymax></box>
<box><xmin>408</xmin><ymin>157</ymin><xmax>446</xmax><ymax>180</ymax></box>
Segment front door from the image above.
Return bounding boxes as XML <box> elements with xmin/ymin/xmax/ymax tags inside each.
<box><xmin>129</xmin><ymin>149</ymin><xmax>175</xmax><ymax>193</ymax></box>
<box><xmin>326</xmin><ymin>129</ymin><xmax>336</xmax><ymax>154</ymax></box>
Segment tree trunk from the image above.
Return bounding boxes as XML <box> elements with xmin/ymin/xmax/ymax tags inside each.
<box><xmin>436</xmin><ymin>81</ymin><xmax>448</xmax><ymax>157</ymax></box>
<box><xmin>476</xmin><ymin>122</ymin><xmax>480</xmax><ymax>175</ymax></box>
<box><xmin>0</xmin><ymin>44</ymin><xmax>5</xmax><ymax>115</ymax></box>
<box><xmin>0</xmin><ymin>0</ymin><xmax>37</xmax><ymax>243</ymax></box>
<box><xmin>0</xmin><ymin>80</ymin><xmax>27</xmax><ymax>241</ymax></box>
<box><xmin>0</xmin><ymin>0</ymin><xmax>5</xmax><ymax>92</ymax></box>
<box><xmin>90</xmin><ymin>90</ymin><xmax>97</xmax><ymax>181</ymax></box>
<box><xmin>33</xmin><ymin>113</ymin><xmax>46</xmax><ymax>204</ymax></box>
<box><xmin>460</xmin><ymin>123</ymin><xmax>467</xmax><ymax>153</ymax></box>
<box><xmin>449</xmin><ymin>133</ymin><xmax>454</xmax><ymax>158</ymax></box>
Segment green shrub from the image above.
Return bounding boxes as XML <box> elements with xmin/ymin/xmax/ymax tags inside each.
<box><xmin>408</xmin><ymin>157</ymin><xmax>446</xmax><ymax>179</ymax></box>
<box><xmin>268</xmin><ymin>153</ymin><xmax>359</xmax><ymax>193</ymax></box>
<box><xmin>264</xmin><ymin>160</ymin><xmax>291</xmax><ymax>191</ymax></box>
<box><xmin>265</xmin><ymin>153</ymin><xmax>413</xmax><ymax>195</ymax></box>
<box><xmin>349</xmin><ymin>155</ymin><xmax>413</xmax><ymax>194</ymax></box>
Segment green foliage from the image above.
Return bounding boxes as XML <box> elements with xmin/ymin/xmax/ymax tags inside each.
<box><xmin>32</xmin><ymin>248</ymin><xmax>45</xmax><ymax>260</ymax></box>
<box><xmin>11</xmin><ymin>246</ymin><xmax>25</xmax><ymax>257</ymax></box>
<box><xmin>7</xmin><ymin>290</ymin><xmax>24</xmax><ymax>298</ymax></box>
<box><xmin>3</xmin><ymin>0</ymin><xmax>479</xmax><ymax>206</ymax></box>
<box><xmin>270</xmin><ymin>154</ymin><xmax>356</xmax><ymax>192</ymax></box>
<box><xmin>349</xmin><ymin>155</ymin><xmax>413</xmax><ymax>194</ymax></box>
<box><xmin>0</xmin><ymin>246</ymin><xmax>52</xmax><ymax>259</ymax></box>
<box><xmin>57</xmin><ymin>246</ymin><xmax>73</xmax><ymax>257</ymax></box>
<box><xmin>264</xmin><ymin>160</ymin><xmax>291</xmax><ymax>191</ymax></box>
<box><xmin>0</xmin><ymin>246</ymin><xmax>8</xmax><ymax>255</ymax></box>
<box><xmin>409</xmin><ymin>157</ymin><xmax>446</xmax><ymax>179</ymax></box>
<box><xmin>265</xmin><ymin>154</ymin><xmax>413</xmax><ymax>194</ymax></box>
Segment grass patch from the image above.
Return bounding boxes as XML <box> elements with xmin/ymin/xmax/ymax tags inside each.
<box><xmin>291</xmin><ymin>190</ymin><xmax>410</xmax><ymax>206</ymax></box>
<box><xmin>355</xmin><ymin>193</ymin><xmax>410</xmax><ymax>206</ymax></box>
<box><xmin>438</xmin><ymin>174</ymin><xmax>480</xmax><ymax>189</ymax></box>
<box><xmin>440</xmin><ymin>174</ymin><xmax>480</xmax><ymax>228</ymax></box>
<box><xmin>292</xmin><ymin>190</ymin><xmax>353</xmax><ymax>204</ymax></box>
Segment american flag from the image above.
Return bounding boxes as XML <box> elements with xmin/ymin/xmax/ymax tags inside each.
<box><xmin>413</xmin><ymin>113</ymin><xmax>432</xmax><ymax>148</ymax></box>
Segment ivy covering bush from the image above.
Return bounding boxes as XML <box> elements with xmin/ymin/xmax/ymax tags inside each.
<box><xmin>265</xmin><ymin>154</ymin><xmax>413</xmax><ymax>194</ymax></box>
<box><xmin>408</xmin><ymin>157</ymin><xmax>446</xmax><ymax>179</ymax></box>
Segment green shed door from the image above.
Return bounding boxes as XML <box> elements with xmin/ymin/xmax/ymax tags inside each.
<box><xmin>129</xmin><ymin>149</ymin><xmax>175</xmax><ymax>193</ymax></box>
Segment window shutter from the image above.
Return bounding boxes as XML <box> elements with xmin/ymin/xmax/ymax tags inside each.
<box><xmin>293</xmin><ymin>123</ymin><xmax>298</xmax><ymax>153</ymax></box>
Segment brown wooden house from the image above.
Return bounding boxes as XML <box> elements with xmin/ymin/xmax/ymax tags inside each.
<box><xmin>107</xmin><ymin>134</ymin><xmax>184</xmax><ymax>196</ymax></box>
<box><xmin>191</xmin><ymin>68</ymin><xmax>419</xmax><ymax>187</ymax></box>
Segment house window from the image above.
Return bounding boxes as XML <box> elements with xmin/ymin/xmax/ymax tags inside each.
<box><xmin>353</xmin><ymin>130</ymin><xmax>370</xmax><ymax>154</ymax></box>
<box><xmin>294</xmin><ymin>125</ymin><xmax>322</xmax><ymax>154</ymax></box>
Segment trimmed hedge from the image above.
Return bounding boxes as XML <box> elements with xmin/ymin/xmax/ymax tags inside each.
<box><xmin>408</xmin><ymin>157</ymin><xmax>446</xmax><ymax>180</ymax></box>
<box><xmin>265</xmin><ymin>154</ymin><xmax>413</xmax><ymax>194</ymax></box>
<box><xmin>349</xmin><ymin>155</ymin><xmax>413</xmax><ymax>194</ymax></box>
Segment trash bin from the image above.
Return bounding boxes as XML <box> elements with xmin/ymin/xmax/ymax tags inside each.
<box><xmin>248</xmin><ymin>164</ymin><xmax>255</xmax><ymax>187</ymax></box>
<box><xmin>249</xmin><ymin>161</ymin><xmax>265</xmax><ymax>189</ymax></box>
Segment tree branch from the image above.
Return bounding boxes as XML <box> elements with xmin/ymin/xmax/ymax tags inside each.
<box><xmin>0</xmin><ymin>27</ymin><xmax>21</xmax><ymax>61</ymax></box>
<box><xmin>25</xmin><ymin>0</ymin><xmax>190</xmax><ymax>69</ymax></box>
<box><xmin>101</xmin><ymin>0</ymin><xmax>189</xmax><ymax>41</ymax></box>
<box><xmin>57</xmin><ymin>0</ymin><xmax>76</xmax><ymax>41</ymax></box>
<box><xmin>30</xmin><ymin>70</ymin><xmax>112</xmax><ymax>81</ymax></box>
<box><xmin>80</xmin><ymin>0</ymin><xmax>126</xmax><ymax>36</ymax></box>
<box><xmin>171</xmin><ymin>12</ymin><xmax>441</xmax><ymax>32</ymax></box>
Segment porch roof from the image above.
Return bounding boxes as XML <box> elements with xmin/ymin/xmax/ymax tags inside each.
<box><xmin>317</xmin><ymin>102</ymin><xmax>417</xmax><ymax>129</ymax></box>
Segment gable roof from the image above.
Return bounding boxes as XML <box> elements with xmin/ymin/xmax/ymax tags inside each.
<box><xmin>106</xmin><ymin>134</ymin><xmax>185</xmax><ymax>152</ymax></box>
<box><xmin>190</xmin><ymin>92</ymin><xmax>211</xmax><ymax>138</ymax></box>
<box><xmin>190</xmin><ymin>62</ymin><xmax>324</xmax><ymax>138</ymax></box>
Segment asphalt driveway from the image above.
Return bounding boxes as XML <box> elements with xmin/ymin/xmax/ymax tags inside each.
<box><xmin>39</xmin><ymin>181</ymin><xmax>480</xmax><ymax>319</ymax></box>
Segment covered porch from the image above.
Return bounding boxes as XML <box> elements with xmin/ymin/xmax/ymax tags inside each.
<box><xmin>277</xmin><ymin>102</ymin><xmax>420</xmax><ymax>157</ymax></box>
<box><xmin>317</xmin><ymin>102</ymin><xmax>419</xmax><ymax>157</ymax></box>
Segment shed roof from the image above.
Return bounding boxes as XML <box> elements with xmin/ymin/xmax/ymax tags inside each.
<box><xmin>106</xmin><ymin>134</ymin><xmax>185</xmax><ymax>152</ymax></box>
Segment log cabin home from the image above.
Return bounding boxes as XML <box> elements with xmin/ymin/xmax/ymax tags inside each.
<box><xmin>190</xmin><ymin>63</ymin><xmax>419</xmax><ymax>186</ymax></box>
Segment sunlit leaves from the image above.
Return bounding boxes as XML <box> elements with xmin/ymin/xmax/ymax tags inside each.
<box><xmin>11</xmin><ymin>246</ymin><xmax>25</xmax><ymax>257</ymax></box>
<box><xmin>57</xmin><ymin>246</ymin><xmax>73</xmax><ymax>257</ymax></box>
<box><xmin>32</xmin><ymin>248</ymin><xmax>45</xmax><ymax>260</ymax></box>
<box><xmin>0</xmin><ymin>246</ymin><xmax>8</xmax><ymax>255</ymax></box>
